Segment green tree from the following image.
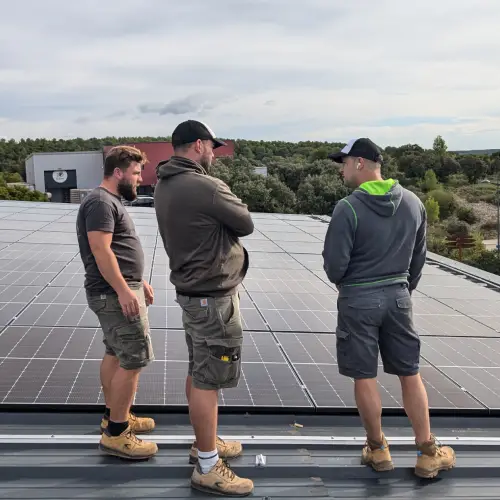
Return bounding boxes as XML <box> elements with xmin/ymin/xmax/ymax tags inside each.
<box><xmin>426</xmin><ymin>189</ymin><xmax>457</xmax><ymax>219</ymax></box>
<box><xmin>432</xmin><ymin>135</ymin><xmax>448</xmax><ymax>157</ymax></box>
<box><xmin>422</xmin><ymin>169</ymin><xmax>439</xmax><ymax>191</ymax></box>
<box><xmin>438</xmin><ymin>156</ymin><xmax>461</xmax><ymax>180</ymax></box>
<box><xmin>424</xmin><ymin>196</ymin><xmax>440</xmax><ymax>224</ymax></box>
<box><xmin>458</xmin><ymin>156</ymin><xmax>488</xmax><ymax>183</ymax></box>
<box><xmin>296</xmin><ymin>174</ymin><xmax>349</xmax><ymax>215</ymax></box>
<box><xmin>380</xmin><ymin>154</ymin><xmax>401</xmax><ymax>179</ymax></box>
<box><xmin>398</xmin><ymin>151</ymin><xmax>439</xmax><ymax>179</ymax></box>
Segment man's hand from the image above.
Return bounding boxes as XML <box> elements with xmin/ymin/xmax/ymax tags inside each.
<box><xmin>118</xmin><ymin>287</ymin><xmax>140</xmax><ymax>318</ymax></box>
<box><xmin>143</xmin><ymin>280</ymin><xmax>154</xmax><ymax>306</ymax></box>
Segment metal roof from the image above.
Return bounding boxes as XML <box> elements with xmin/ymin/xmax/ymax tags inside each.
<box><xmin>0</xmin><ymin>200</ymin><xmax>499</xmax><ymax>496</ymax></box>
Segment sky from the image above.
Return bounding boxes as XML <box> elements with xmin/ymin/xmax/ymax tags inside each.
<box><xmin>1</xmin><ymin>0</ymin><xmax>500</xmax><ymax>149</ymax></box>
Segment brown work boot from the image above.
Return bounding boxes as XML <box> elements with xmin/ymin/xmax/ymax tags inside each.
<box><xmin>100</xmin><ymin>412</ymin><xmax>155</xmax><ymax>434</ymax></box>
<box><xmin>99</xmin><ymin>426</ymin><xmax>158</xmax><ymax>460</ymax></box>
<box><xmin>360</xmin><ymin>434</ymin><xmax>394</xmax><ymax>472</ymax></box>
<box><xmin>415</xmin><ymin>434</ymin><xmax>456</xmax><ymax>479</ymax></box>
<box><xmin>191</xmin><ymin>458</ymin><xmax>254</xmax><ymax>497</ymax></box>
<box><xmin>189</xmin><ymin>436</ymin><xmax>243</xmax><ymax>464</ymax></box>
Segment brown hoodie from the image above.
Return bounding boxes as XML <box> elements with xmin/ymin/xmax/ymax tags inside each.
<box><xmin>154</xmin><ymin>156</ymin><xmax>254</xmax><ymax>297</ymax></box>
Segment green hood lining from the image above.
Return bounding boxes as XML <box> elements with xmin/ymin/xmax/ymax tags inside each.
<box><xmin>358</xmin><ymin>178</ymin><xmax>396</xmax><ymax>195</ymax></box>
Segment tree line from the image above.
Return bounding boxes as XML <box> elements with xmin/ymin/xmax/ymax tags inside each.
<box><xmin>4</xmin><ymin>134</ymin><xmax>499</xmax><ymax>215</ymax></box>
<box><xmin>1</xmin><ymin>134</ymin><xmax>500</xmax><ymax>274</ymax></box>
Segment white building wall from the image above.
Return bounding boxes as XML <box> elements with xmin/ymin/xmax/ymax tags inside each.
<box><xmin>28</xmin><ymin>151</ymin><xmax>104</xmax><ymax>193</ymax></box>
<box><xmin>25</xmin><ymin>155</ymin><xmax>35</xmax><ymax>186</ymax></box>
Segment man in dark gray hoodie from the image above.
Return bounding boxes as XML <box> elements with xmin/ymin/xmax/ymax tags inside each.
<box><xmin>323</xmin><ymin>138</ymin><xmax>455</xmax><ymax>479</ymax></box>
<box><xmin>154</xmin><ymin>120</ymin><xmax>254</xmax><ymax>497</ymax></box>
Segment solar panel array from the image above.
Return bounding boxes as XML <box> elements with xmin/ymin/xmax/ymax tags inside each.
<box><xmin>1</xmin><ymin>199</ymin><xmax>500</xmax><ymax>413</ymax></box>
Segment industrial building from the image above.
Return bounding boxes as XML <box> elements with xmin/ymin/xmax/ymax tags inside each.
<box><xmin>25</xmin><ymin>140</ymin><xmax>235</xmax><ymax>203</ymax></box>
<box><xmin>25</xmin><ymin>151</ymin><xmax>104</xmax><ymax>203</ymax></box>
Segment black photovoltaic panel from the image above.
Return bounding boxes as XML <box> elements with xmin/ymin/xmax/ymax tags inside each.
<box><xmin>277</xmin><ymin>333</ymin><xmax>484</xmax><ymax>410</ymax></box>
<box><xmin>0</xmin><ymin>200</ymin><xmax>500</xmax><ymax>412</ymax></box>
<box><xmin>437</xmin><ymin>298</ymin><xmax>500</xmax><ymax>332</ymax></box>
<box><xmin>0</xmin><ymin>327</ymin><xmax>312</xmax><ymax>407</ymax></box>
<box><xmin>414</xmin><ymin>314</ymin><xmax>498</xmax><ymax>337</ymax></box>
<box><xmin>243</xmin><ymin>268</ymin><xmax>334</xmax><ymax>294</ymax></box>
<box><xmin>421</xmin><ymin>336</ymin><xmax>500</xmax><ymax>368</ymax></box>
<box><xmin>238</xmin><ymin>239</ymin><xmax>283</xmax><ymax>253</ymax></box>
<box><xmin>246</xmin><ymin>253</ymin><xmax>305</xmax><ymax>270</ymax></box>
<box><xmin>418</xmin><ymin>284</ymin><xmax>500</xmax><ymax>300</ymax></box>
<box><xmin>0</xmin><ymin>230</ymin><xmax>34</xmax><ymax>243</ymax></box>
<box><xmin>250</xmin><ymin>291</ymin><xmax>337</xmax><ymax>333</ymax></box>
<box><xmin>258</xmin><ymin>231</ymin><xmax>322</xmax><ymax>243</ymax></box>
<box><xmin>0</xmin><ymin>242</ymin><xmax>79</xmax><ymax>261</ymax></box>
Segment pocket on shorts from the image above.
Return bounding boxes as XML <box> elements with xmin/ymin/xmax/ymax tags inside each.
<box><xmin>335</xmin><ymin>327</ymin><xmax>352</xmax><ymax>365</ymax></box>
<box><xmin>114</xmin><ymin>321</ymin><xmax>153</xmax><ymax>367</ymax></box>
<box><xmin>215</xmin><ymin>295</ymin><xmax>242</xmax><ymax>338</ymax></box>
<box><xmin>204</xmin><ymin>336</ymin><xmax>242</xmax><ymax>387</ymax></box>
<box><xmin>396</xmin><ymin>296</ymin><xmax>412</xmax><ymax>310</ymax></box>
<box><xmin>346</xmin><ymin>297</ymin><xmax>381</xmax><ymax>310</ymax></box>
<box><xmin>176</xmin><ymin>295</ymin><xmax>209</xmax><ymax>322</ymax></box>
<box><xmin>87</xmin><ymin>296</ymin><xmax>107</xmax><ymax>314</ymax></box>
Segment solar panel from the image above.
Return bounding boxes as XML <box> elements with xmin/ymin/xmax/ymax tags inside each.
<box><xmin>421</xmin><ymin>337</ymin><xmax>500</xmax><ymax>409</ymax></box>
<box><xmin>277</xmin><ymin>333</ymin><xmax>484</xmax><ymax>410</ymax></box>
<box><xmin>0</xmin><ymin>199</ymin><xmax>500</xmax><ymax>413</ymax></box>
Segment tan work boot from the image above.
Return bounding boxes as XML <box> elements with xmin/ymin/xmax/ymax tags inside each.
<box><xmin>360</xmin><ymin>434</ymin><xmax>394</xmax><ymax>472</ymax></box>
<box><xmin>191</xmin><ymin>458</ymin><xmax>254</xmax><ymax>497</ymax></box>
<box><xmin>100</xmin><ymin>412</ymin><xmax>155</xmax><ymax>434</ymax></box>
<box><xmin>189</xmin><ymin>436</ymin><xmax>243</xmax><ymax>464</ymax></box>
<box><xmin>415</xmin><ymin>434</ymin><xmax>456</xmax><ymax>479</ymax></box>
<box><xmin>99</xmin><ymin>426</ymin><xmax>158</xmax><ymax>460</ymax></box>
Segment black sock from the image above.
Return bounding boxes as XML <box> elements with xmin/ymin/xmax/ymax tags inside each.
<box><xmin>104</xmin><ymin>407</ymin><xmax>110</xmax><ymax>418</ymax></box>
<box><xmin>108</xmin><ymin>420</ymin><xmax>129</xmax><ymax>436</ymax></box>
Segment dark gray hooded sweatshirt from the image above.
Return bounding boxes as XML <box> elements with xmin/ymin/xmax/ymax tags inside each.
<box><xmin>322</xmin><ymin>179</ymin><xmax>427</xmax><ymax>295</ymax></box>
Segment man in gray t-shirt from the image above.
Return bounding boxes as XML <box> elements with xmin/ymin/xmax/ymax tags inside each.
<box><xmin>76</xmin><ymin>145</ymin><xmax>157</xmax><ymax>461</ymax></box>
<box><xmin>77</xmin><ymin>187</ymin><xmax>144</xmax><ymax>294</ymax></box>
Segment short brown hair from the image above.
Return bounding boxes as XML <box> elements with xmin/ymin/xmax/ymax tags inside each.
<box><xmin>103</xmin><ymin>145</ymin><xmax>148</xmax><ymax>177</ymax></box>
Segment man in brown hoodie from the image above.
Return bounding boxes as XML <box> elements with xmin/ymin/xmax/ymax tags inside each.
<box><xmin>154</xmin><ymin>120</ymin><xmax>254</xmax><ymax>497</ymax></box>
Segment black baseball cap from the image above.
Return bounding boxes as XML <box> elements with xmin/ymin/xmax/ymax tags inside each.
<box><xmin>328</xmin><ymin>138</ymin><xmax>383</xmax><ymax>164</ymax></box>
<box><xmin>171</xmin><ymin>120</ymin><xmax>227</xmax><ymax>149</ymax></box>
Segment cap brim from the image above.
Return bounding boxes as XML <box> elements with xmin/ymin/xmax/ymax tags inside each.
<box><xmin>212</xmin><ymin>138</ymin><xmax>227</xmax><ymax>149</ymax></box>
<box><xmin>328</xmin><ymin>151</ymin><xmax>347</xmax><ymax>163</ymax></box>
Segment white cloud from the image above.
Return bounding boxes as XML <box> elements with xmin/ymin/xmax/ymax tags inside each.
<box><xmin>1</xmin><ymin>0</ymin><xmax>500</xmax><ymax>149</ymax></box>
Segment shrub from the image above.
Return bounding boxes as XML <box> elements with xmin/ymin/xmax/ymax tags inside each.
<box><xmin>464</xmin><ymin>250</ymin><xmax>500</xmax><ymax>276</ymax></box>
<box><xmin>458</xmin><ymin>183</ymin><xmax>498</xmax><ymax>204</ymax></box>
<box><xmin>481</xmin><ymin>219</ymin><xmax>498</xmax><ymax>232</ymax></box>
<box><xmin>424</xmin><ymin>196</ymin><xmax>440</xmax><ymax>224</ymax></box>
<box><xmin>445</xmin><ymin>216</ymin><xmax>470</xmax><ymax>237</ymax></box>
<box><xmin>456</xmin><ymin>206</ymin><xmax>478</xmax><ymax>224</ymax></box>
<box><xmin>422</xmin><ymin>169</ymin><xmax>439</xmax><ymax>192</ymax></box>
<box><xmin>427</xmin><ymin>234</ymin><xmax>449</xmax><ymax>254</ymax></box>
<box><xmin>426</xmin><ymin>223</ymin><xmax>449</xmax><ymax>254</ymax></box>
<box><xmin>426</xmin><ymin>189</ymin><xmax>457</xmax><ymax>219</ymax></box>
<box><xmin>479</xmin><ymin>192</ymin><xmax>499</xmax><ymax>204</ymax></box>
<box><xmin>447</xmin><ymin>173</ymin><xmax>469</xmax><ymax>187</ymax></box>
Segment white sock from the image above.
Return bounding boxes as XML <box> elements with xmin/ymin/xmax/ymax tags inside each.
<box><xmin>198</xmin><ymin>449</ymin><xmax>219</xmax><ymax>474</ymax></box>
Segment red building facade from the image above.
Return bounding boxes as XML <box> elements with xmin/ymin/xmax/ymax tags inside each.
<box><xmin>103</xmin><ymin>140</ymin><xmax>234</xmax><ymax>193</ymax></box>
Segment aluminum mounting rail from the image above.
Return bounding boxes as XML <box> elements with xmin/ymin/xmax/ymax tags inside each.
<box><xmin>1</xmin><ymin>434</ymin><xmax>499</xmax><ymax>446</ymax></box>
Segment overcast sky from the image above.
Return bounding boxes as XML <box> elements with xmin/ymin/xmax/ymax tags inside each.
<box><xmin>1</xmin><ymin>0</ymin><xmax>499</xmax><ymax>149</ymax></box>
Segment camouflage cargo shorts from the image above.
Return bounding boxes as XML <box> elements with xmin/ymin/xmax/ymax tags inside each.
<box><xmin>176</xmin><ymin>293</ymin><xmax>243</xmax><ymax>391</ymax></box>
<box><xmin>86</xmin><ymin>286</ymin><xmax>154</xmax><ymax>370</ymax></box>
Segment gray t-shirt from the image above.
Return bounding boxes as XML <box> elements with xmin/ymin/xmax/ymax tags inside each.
<box><xmin>76</xmin><ymin>187</ymin><xmax>144</xmax><ymax>294</ymax></box>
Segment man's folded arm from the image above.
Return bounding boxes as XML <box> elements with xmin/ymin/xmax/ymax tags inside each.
<box><xmin>209</xmin><ymin>181</ymin><xmax>254</xmax><ymax>237</ymax></box>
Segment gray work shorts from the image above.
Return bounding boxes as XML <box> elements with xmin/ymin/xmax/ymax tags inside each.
<box><xmin>336</xmin><ymin>283</ymin><xmax>420</xmax><ymax>380</ymax></box>
<box><xmin>176</xmin><ymin>293</ymin><xmax>243</xmax><ymax>391</ymax></box>
<box><xmin>87</xmin><ymin>287</ymin><xmax>154</xmax><ymax>371</ymax></box>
